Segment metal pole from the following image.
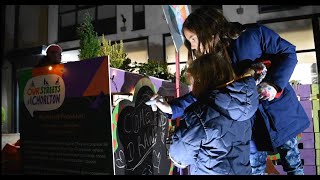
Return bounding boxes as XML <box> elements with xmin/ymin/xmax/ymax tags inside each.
<box><xmin>175</xmin><ymin>50</ymin><xmax>180</xmax><ymax>98</ymax></box>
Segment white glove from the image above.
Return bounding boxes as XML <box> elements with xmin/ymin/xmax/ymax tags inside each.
<box><xmin>257</xmin><ymin>82</ymin><xmax>277</xmax><ymax>101</ymax></box>
<box><xmin>145</xmin><ymin>94</ymin><xmax>173</xmax><ymax>114</ymax></box>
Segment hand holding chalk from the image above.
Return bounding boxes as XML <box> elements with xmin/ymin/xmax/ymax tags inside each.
<box><xmin>145</xmin><ymin>94</ymin><xmax>172</xmax><ymax>114</ymax></box>
<box><xmin>145</xmin><ymin>96</ymin><xmax>164</xmax><ymax>105</ymax></box>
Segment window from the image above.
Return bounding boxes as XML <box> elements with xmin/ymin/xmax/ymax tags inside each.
<box><xmin>258</xmin><ymin>5</ymin><xmax>304</xmax><ymax>14</ymax></box>
<box><xmin>191</xmin><ymin>5</ymin><xmax>222</xmax><ymax>12</ymax></box>
<box><xmin>96</xmin><ymin>5</ymin><xmax>117</xmax><ymax>36</ymax></box>
<box><xmin>60</xmin><ymin>38</ymin><xmax>149</xmax><ymax>65</ymax></box>
<box><xmin>61</xmin><ymin>49</ymin><xmax>80</xmax><ymax>63</ymax></box>
<box><xmin>132</xmin><ymin>5</ymin><xmax>145</xmax><ymax>30</ymax></box>
<box><xmin>164</xmin><ymin>34</ymin><xmax>188</xmax><ymax>75</ymax></box>
<box><xmin>123</xmin><ymin>38</ymin><xmax>149</xmax><ymax>64</ymax></box>
<box><xmin>78</xmin><ymin>7</ymin><xmax>95</xmax><ymax>24</ymax></box>
<box><xmin>58</xmin><ymin>5</ymin><xmax>117</xmax><ymax>42</ymax></box>
<box><xmin>291</xmin><ymin>52</ymin><xmax>318</xmax><ymax>84</ymax></box>
<box><xmin>264</xmin><ymin>19</ymin><xmax>315</xmax><ymax>51</ymax></box>
<box><xmin>263</xmin><ymin>19</ymin><xmax>318</xmax><ymax>84</ymax></box>
<box><xmin>59</xmin><ymin>5</ymin><xmax>78</xmax><ymax>42</ymax></box>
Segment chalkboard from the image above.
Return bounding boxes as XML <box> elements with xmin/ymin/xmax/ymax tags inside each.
<box><xmin>112</xmin><ymin>78</ymin><xmax>171</xmax><ymax>175</ymax></box>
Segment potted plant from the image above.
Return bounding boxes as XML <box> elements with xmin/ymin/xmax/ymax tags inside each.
<box><xmin>77</xmin><ymin>12</ymin><xmax>101</xmax><ymax>60</ymax></box>
<box><xmin>100</xmin><ymin>34</ymin><xmax>132</xmax><ymax>71</ymax></box>
<box><xmin>75</xmin><ymin>12</ymin><xmax>180</xmax><ymax>84</ymax></box>
<box><xmin>131</xmin><ymin>60</ymin><xmax>174</xmax><ymax>81</ymax></box>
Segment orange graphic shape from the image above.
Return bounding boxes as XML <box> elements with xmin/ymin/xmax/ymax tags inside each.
<box><xmin>83</xmin><ymin>57</ymin><xmax>109</xmax><ymax>96</ymax></box>
<box><xmin>32</xmin><ymin>64</ymin><xmax>64</xmax><ymax>77</ymax></box>
<box><xmin>180</xmin><ymin>6</ymin><xmax>187</xmax><ymax>20</ymax></box>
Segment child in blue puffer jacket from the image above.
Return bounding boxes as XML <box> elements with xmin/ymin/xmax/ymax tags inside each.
<box><xmin>151</xmin><ymin>53</ymin><xmax>259</xmax><ymax>175</ymax></box>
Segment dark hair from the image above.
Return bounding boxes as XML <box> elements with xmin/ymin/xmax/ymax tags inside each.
<box><xmin>187</xmin><ymin>52</ymin><xmax>236</xmax><ymax>99</ymax></box>
<box><xmin>182</xmin><ymin>7</ymin><xmax>246</xmax><ymax>62</ymax></box>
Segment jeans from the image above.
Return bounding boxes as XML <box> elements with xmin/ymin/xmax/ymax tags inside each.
<box><xmin>250</xmin><ymin>137</ymin><xmax>304</xmax><ymax>175</ymax></box>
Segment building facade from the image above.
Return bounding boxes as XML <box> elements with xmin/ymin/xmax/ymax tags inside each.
<box><xmin>2</xmin><ymin>5</ymin><xmax>320</xmax><ymax>134</ymax></box>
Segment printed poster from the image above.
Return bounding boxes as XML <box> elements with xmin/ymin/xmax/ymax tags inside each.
<box><xmin>18</xmin><ymin>56</ymin><xmax>114</xmax><ymax>175</ymax></box>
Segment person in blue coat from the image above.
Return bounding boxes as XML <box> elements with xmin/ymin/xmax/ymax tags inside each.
<box><xmin>151</xmin><ymin>7</ymin><xmax>310</xmax><ymax>175</ymax></box>
<box><xmin>167</xmin><ymin>52</ymin><xmax>258</xmax><ymax>175</ymax></box>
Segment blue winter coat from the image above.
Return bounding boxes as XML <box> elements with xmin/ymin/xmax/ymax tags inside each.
<box><xmin>169</xmin><ymin>24</ymin><xmax>310</xmax><ymax>151</ymax></box>
<box><xmin>169</xmin><ymin>77</ymin><xmax>258</xmax><ymax>175</ymax></box>
<box><xmin>231</xmin><ymin>24</ymin><xmax>310</xmax><ymax>150</ymax></box>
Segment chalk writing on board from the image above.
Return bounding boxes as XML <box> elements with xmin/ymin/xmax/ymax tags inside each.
<box><xmin>114</xmin><ymin>86</ymin><xmax>171</xmax><ymax>175</ymax></box>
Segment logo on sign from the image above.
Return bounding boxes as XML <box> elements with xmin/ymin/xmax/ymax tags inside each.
<box><xmin>24</xmin><ymin>74</ymin><xmax>65</xmax><ymax>117</ymax></box>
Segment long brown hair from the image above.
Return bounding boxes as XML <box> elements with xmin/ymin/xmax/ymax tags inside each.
<box><xmin>187</xmin><ymin>52</ymin><xmax>236</xmax><ymax>99</ymax></box>
<box><xmin>182</xmin><ymin>7</ymin><xmax>246</xmax><ymax>63</ymax></box>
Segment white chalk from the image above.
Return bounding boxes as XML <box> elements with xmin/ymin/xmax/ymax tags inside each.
<box><xmin>145</xmin><ymin>97</ymin><xmax>164</xmax><ymax>105</ymax></box>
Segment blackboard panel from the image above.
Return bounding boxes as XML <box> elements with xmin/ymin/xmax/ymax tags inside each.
<box><xmin>113</xmin><ymin>79</ymin><xmax>171</xmax><ymax>175</ymax></box>
<box><xmin>20</xmin><ymin>95</ymin><xmax>113</xmax><ymax>174</ymax></box>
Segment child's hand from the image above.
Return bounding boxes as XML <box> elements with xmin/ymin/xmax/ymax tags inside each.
<box><xmin>145</xmin><ymin>94</ymin><xmax>172</xmax><ymax>114</ymax></box>
<box><xmin>251</xmin><ymin>62</ymin><xmax>267</xmax><ymax>85</ymax></box>
<box><xmin>257</xmin><ymin>82</ymin><xmax>277</xmax><ymax>101</ymax></box>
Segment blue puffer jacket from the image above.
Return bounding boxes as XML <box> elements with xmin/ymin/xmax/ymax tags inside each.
<box><xmin>169</xmin><ymin>77</ymin><xmax>258</xmax><ymax>175</ymax></box>
<box><xmin>169</xmin><ymin>24</ymin><xmax>310</xmax><ymax>150</ymax></box>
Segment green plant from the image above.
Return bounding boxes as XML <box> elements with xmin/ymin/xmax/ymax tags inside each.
<box><xmin>100</xmin><ymin>34</ymin><xmax>112</xmax><ymax>57</ymax></box>
<box><xmin>119</xmin><ymin>58</ymin><xmax>134</xmax><ymax>72</ymax></box>
<box><xmin>77</xmin><ymin>12</ymin><xmax>101</xmax><ymax>60</ymax></box>
<box><xmin>179</xmin><ymin>65</ymin><xmax>190</xmax><ymax>85</ymax></box>
<box><xmin>132</xmin><ymin>60</ymin><xmax>174</xmax><ymax>80</ymax></box>
<box><xmin>100</xmin><ymin>34</ymin><xmax>128</xmax><ymax>69</ymax></box>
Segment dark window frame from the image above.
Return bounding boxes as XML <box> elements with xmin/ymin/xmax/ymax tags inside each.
<box><xmin>58</xmin><ymin>5</ymin><xmax>117</xmax><ymax>42</ymax></box>
<box><xmin>132</xmin><ymin>5</ymin><xmax>145</xmax><ymax>31</ymax></box>
<box><xmin>163</xmin><ymin>33</ymin><xmax>188</xmax><ymax>66</ymax></box>
<box><xmin>258</xmin><ymin>5</ymin><xmax>305</xmax><ymax>14</ymax></box>
<box><xmin>191</xmin><ymin>5</ymin><xmax>222</xmax><ymax>12</ymax></box>
<box><xmin>258</xmin><ymin>14</ymin><xmax>320</xmax><ymax>83</ymax></box>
